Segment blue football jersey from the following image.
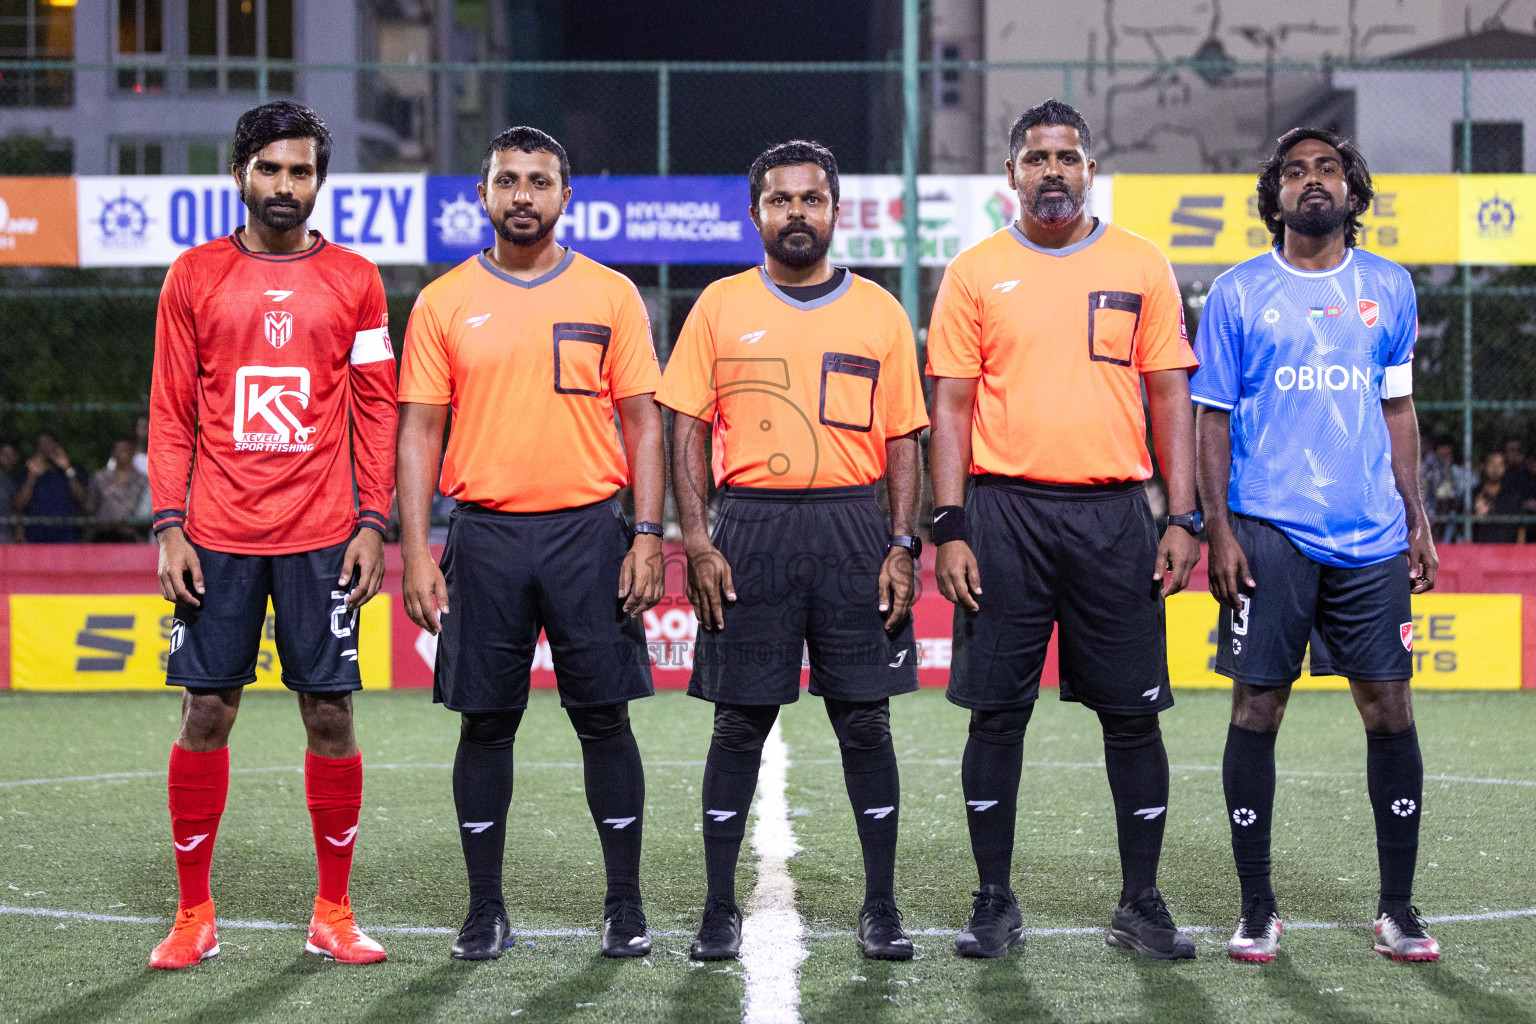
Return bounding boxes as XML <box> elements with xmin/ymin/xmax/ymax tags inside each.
<box><xmin>1190</xmin><ymin>248</ymin><xmax>1416</xmax><ymax>567</ymax></box>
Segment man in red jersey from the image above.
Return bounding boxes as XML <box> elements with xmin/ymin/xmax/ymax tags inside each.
<box><xmin>146</xmin><ymin>102</ymin><xmax>396</xmax><ymax>969</ymax></box>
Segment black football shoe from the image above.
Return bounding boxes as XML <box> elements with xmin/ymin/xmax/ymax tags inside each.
<box><xmin>600</xmin><ymin>897</ymin><xmax>652</xmax><ymax>958</ymax></box>
<box><xmin>857</xmin><ymin>897</ymin><xmax>914</xmax><ymax>960</ymax></box>
<box><xmin>689</xmin><ymin>896</ymin><xmax>743</xmax><ymax>961</ymax></box>
<box><xmin>451</xmin><ymin>900</ymin><xmax>513</xmax><ymax>961</ymax></box>
<box><xmin>954</xmin><ymin>884</ymin><xmax>1025</xmax><ymax>959</ymax></box>
<box><xmin>1106</xmin><ymin>887</ymin><xmax>1196</xmax><ymax>960</ymax></box>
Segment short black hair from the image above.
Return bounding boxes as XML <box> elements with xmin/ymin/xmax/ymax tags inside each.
<box><xmin>482</xmin><ymin>126</ymin><xmax>570</xmax><ymax>188</ymax></box>
<box><xmin>1256</xmin><ymin>127</ymin><xmax>1373</xmax><ymax>249</ymax></box>
<box><xmin>1433</xmin><ymin>434</ymin><xmax>1455</xmax><ymax>449</ymax></box>
<box><xmin>232</xmin><ymin>101</ymin><xmax>332</xmax><ymax>185</ymax></box>
<box><xmin>749</xmin><ymin>140</ymin><xmax>840</xmax><ymax>209</ymax></box>
<box><xmin>1009</xmin><ymin>98</ymin><xmax>1092</xmax><ymax>158</ymax></box>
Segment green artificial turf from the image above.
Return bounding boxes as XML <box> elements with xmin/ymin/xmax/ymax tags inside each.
<box><xmin>0</xmin><ymin>688</ymin><xmax>1532</xmax><ymax>1024</ymax></box>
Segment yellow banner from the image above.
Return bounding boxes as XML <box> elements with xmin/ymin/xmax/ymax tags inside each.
<box><xmin>1167</xmin><ymin>592</ymin><xmax>1522</xmax><ymax>690</ymax></box>
<box><xmin>1456</xmin><ymin>175</ymin><xmax>1536</xmax><ymax>265</ymax></box>
<box><xmin>1112</xmin><ymin>174</ymin><xmax>1459</xmax><ymax>265</ymax></box>
<box><xmin>9</xmin><ymin>595</ymin><xmax>391</xmax><ymax>691</ymax></box>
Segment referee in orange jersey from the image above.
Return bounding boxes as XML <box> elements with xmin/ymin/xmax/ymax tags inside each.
<box><xmin>927</xmin><ymin>100</ymin><xmax>1202</xmax><ymax>960</ymax></box>
<box><xmin>397</xmin><ymin>128</ymin><xmax>665</xmax><ymax>962</ymax></box>
<box><xmin>658</xmin><ymin>141</ymin><xmax>929</xmax><ymax>963</ymax></box>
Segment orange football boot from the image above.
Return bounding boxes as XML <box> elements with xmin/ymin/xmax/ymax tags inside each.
<box><xmin>306</xmin><ymin>896</ymin><xmax>388</xmax><ymax>964</ymax></box>
<box><xmin>150</xmin><ymin>899</ymin><xmax>220</xmax><ymax>969</ymax></box>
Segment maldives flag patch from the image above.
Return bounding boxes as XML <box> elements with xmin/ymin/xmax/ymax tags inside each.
<box><xmin>1401</xmin><ymin>622</ymin><xmax>1413</xmax><ymax>650</ymax></box>
<box><xmin>1359</xmin><ymin>299</ymin><xmax>1381</xmax><ymax>328</ymax></box>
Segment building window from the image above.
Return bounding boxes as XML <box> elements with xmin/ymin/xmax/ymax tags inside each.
<box><xmin>0</xmin><ymin>0</ymin><xmax>75</xmax><ymax>107</ymax></box>
<box><xmin>115</xmin><ymin>139</ymin><xmax>164</xmax><ymax>175</ymax></box>
<box><xmin>188</xmin><ymin>139</ymin><xmax>231</xmax><ymax>174</ymax></box>
<box><xmin>188</xmin><ymin>0</ymin><xmax>293</xmax><ymax>93</ymax></box>
<box><xmin>1452</xmin><ymin>121</ymin><xmax>1524</xmax><ymax>174</ymax></box>
<box><xmin>938</xmin><ymin>42</ymin><xmax>962</xmax><ymax>108</ymax></box>
<box><xmin>117</xmin><ymin>0</ymin><xmax>164</xmax><ymax>93</ymax></box>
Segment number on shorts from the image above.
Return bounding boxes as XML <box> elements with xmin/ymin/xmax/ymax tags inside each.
<box><xmin>1231</xmin><ymin>594</ymin><xmax>1251</xmax><ymax>637</ymax></box>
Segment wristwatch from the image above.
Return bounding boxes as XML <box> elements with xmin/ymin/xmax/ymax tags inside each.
<box><xmin>888</xmin><ymin>535</ymin><xmax>923</xmax><ymax>562</ymax></box>
<box><xmin>1166</xmin><ymin>510</ymin><xmax>1204</xmax><ymax>536</ymax></box>
<box><xmin>632</xmin><ymin>521</ymin><xmax>664</xmax><ymax>539</ymax></box>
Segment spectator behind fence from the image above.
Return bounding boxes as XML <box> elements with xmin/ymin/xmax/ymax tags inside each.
<box><xmin>132</xmin><ymin>414</ymin><xmax>150</xmax><ymax>477</ymax></box>
<box><xmin>1420</xmin><ymin>434</ymin><xmax>1473</xmax><ymax>542</ymax></box>
<box><xmin>0</xmin><ymin>440</ymin><xmax>19</xmax><ymax>543</ymax></box>
<box><xmin>1472</xmin><ymin>451</ymin><xmax>1526</xmax><ymax>544</ymax></box>
<box><xmin>87</xmin><ymin>439</ymin><xmax>151</xmax><ymax>542</ymax></box>
<box><xmin>1500</xmin><ymin>436</ymin><xmax>1532</xmax><ymax>507</ymax></box>
<box><xmin>12</xmin><ymin>431</ymin><xmax>86</xmax><ymax>543</ymax></box>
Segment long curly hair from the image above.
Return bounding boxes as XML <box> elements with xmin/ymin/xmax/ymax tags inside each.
<box><xmin>1256</xmin><ymin>127</ymin><xmax>1373</xmax><ymax>248</ymax></box>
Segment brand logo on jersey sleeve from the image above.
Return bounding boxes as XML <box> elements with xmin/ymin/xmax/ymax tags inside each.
<box><xmin>264</xmin><ymin>310</ymin><xmax>294</xmax><ymax>349</ymax></box>
<box><xmin>234</xmin><ymin>366</ymin><xmax>315</xmax><ymax>452</ymax></box>
<box><xmin>1359</xmin><ymin>299</ymin><xmax>1380</xmax><ymax>328</ymax></box>
<box><xmin>263</xmin><ymin>290</ymin><xmax>293</xmax><ymax>302</ymax></box>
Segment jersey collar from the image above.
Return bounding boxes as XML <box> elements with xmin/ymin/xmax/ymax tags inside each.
<box><xmin>230</xmin><ymin>228</ymin><xmax>327</xmax><ymax>262</ymax></box>
<box><xmin>476</xmin><ymin>246</ymin><xmax>575</xmax><ymax>289</ymax></box>
<box><xmin>757</xmin><ymin>265</ymin><xmax>854</xmax><ymax>311</ymax></box>
<box><xmin>1007</xmin><ymin>217</ymin><xmax>1106</xmax><ymax>258</ymax></box>
<box><xmin>1268</xmin><ymin>247</ymin><xmax>1354</xmax><ymax>278</ymax></box>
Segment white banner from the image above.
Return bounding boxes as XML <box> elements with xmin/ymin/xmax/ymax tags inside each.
<box><xmin>76</xmin><ymin>174</ymin><xmax>427</xmax><ymax>267</ymax></box>
<box><xmin>830</xmin><ymin>174</ymin><xmax>1114</xmax><ymax>267</ymax></box>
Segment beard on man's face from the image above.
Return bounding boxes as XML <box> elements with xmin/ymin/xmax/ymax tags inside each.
<box><xmin>1029</xmin><ymin>179</ymin><xmax>1086</xmax><ymax>224</ymax></box>
<box><xmin>762</xmin><ymin>221</ymin><xmax>832</xmax><ymax>269</ymax></box>
<box><xmin>493</xmin><ymin>206</ymin><xmax>558</xmax><ymax>247</ymax></box>
<box><xmin>245</xmin><ymin>192</ymin><xmax>314</xmax><ymax>233</ymax></box>
<box><xmin>1280</xmin><ymin>189</ymin><xmax>1350</xmax><ymax>238</ymax></box>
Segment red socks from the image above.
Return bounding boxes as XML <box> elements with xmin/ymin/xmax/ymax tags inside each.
<box><xmin>305</xmin><ymin>750</ymin><xmax>364</xmax><ymax>905</ymax></box>
<box><xmin>167</xmin><ymin>744</ymin><xmax>229</xmax><ymax>911</ymax></box>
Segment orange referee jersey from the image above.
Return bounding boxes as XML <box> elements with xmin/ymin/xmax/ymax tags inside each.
<box><xmin>657</xmin><ymin>268</ymin><xmax>928</xmax><ymax>489</ymax></box>
<box><xmin>399</xmin><ymin>249</ymin><xmax>660</xmax><ymax>512</ymax></box>
<box><xmin>926</xmin><ymin>221</ymin><xmax>1196</xmax><ymax>485</ymax></box>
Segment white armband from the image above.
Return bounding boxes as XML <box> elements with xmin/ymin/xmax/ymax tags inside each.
<box><xmin>1382</xmin><ymin>361</ymin><xmax>1412</xmax><ymax>399</ymax></box>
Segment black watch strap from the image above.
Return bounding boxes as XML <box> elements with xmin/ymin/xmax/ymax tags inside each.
<box><xmin>633</xmin><ymin>521</ymin><xmax>664</xmax><ymax>538</ymax></box>
<box><xmin>1166</xmin><ymin>511</ymin><xmax>1203</xmax><ymax>535</ymax></box>
<box><xmin>889</xmin><ymin>534</ymin><xmax>923</xmax><ymax>561</ymax></box>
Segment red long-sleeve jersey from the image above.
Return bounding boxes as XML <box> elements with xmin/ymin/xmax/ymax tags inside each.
<box><xmin>149</xmin><ymin>232</ymin><xmax>397</xmax><ymax>555</ymax></box>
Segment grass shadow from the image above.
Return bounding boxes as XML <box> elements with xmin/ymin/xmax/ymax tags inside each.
<box><xmin>1125</xmin><ymin>952</ymin><xmax>1223</xmax><ymax>1024</ymax></box>
<box><xmin>1414</xmin><ymin>962</ymin><xmax>1536</xmax><ymax>1024</ymax></box>
<box><xmin>166</xmin><ymin>952</ymin><xmax>327</xmax><ymax>1024</ymax></box>
<box><xmin>973</xmin><ymin>951</ymin><xmax>1058</xmax><ymax>1024</ymax></box>
<box><xmin>803</xmin><ymin>955</ymin><xmax>901</xmax><ymax>1024</ymax></box>
<box><xmin>20</xmin><ymin>971</ymin><xmax>158</xmax><ymax>1024</ymax></box>
<box><xmin>665</xmin><ymin>954</ymin><xmax>743</xmax><ymax>1023</ymax></box>
<box><xmin>1260</xmin><ymin>953</ymin><xmax>1398</xmax><ymax>1024</ymax></box>
<box><xmin>515</xmin><ymin>952</ymin><xmax>624</xmax><ymax>1018</ymax></box>
<box><xmin>350</xmin><ymin>960</ymin><xmax>475</xmax><ymax>1024</ymax></box>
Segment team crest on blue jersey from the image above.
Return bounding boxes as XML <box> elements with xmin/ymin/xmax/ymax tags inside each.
<box><xmin>1359</xmin><ymin>299</ymin><xmax>1380</xmax><ymax>328</ymax></box>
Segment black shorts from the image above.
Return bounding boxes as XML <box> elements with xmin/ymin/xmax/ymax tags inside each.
<box><xmin>1215</xmin><ymin>514</ymin><xmax>1413</xmax><ymax>687</ymax></box>
<box><xmin>165</xmin><ymin>537</ymin><xmax>363</xmax><ymax>693</ymax></box>
<box><xmin>688</xmin><ymin>484</ymin><xmax>920</xmax><ymax>706</ymax></box>
<box><xmin>947</xmin><ymin>476</ymin><xmax>1173</xmax><ymax>715</ymax></box>
<box><xmin>433</xmin><ymin>497</ymin><xmax>653</xmax><ymax>713</ymax></box>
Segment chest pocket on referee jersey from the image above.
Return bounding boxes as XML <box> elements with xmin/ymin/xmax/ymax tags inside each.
<box><xmin>819</xmin><ymin>352</ymin><xmax>880</xmax><ymax>432</ymax></box>
<box><xmin>1087</xmin><ymin>291</ymin><xmax>1143</xmax><ymax>367</ymax></box>
<box><xmin>552</xmin><ymin>322</ymin><xmax>612</xmax><ymax>396</ymax></box>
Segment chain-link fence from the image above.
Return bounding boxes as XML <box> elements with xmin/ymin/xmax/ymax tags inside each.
<box><xmin>3</xmin><ymin>57</ymin><xmax>1536</xmax><ymax>540</ymax></box>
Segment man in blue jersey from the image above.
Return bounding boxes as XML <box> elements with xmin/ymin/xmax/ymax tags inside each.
<box><xmin>1192</xmin><ymin>128</ymin><xmax>1440</xmax><ymax>964</ymax></box>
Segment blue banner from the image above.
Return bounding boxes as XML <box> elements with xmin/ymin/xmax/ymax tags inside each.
<box><xmin>425</xmin><ymin>175</ymin><xmax>764</xmax><ymax>265</ymax></box>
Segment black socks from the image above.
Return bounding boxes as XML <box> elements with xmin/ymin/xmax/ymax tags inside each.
<box><xmin>1100</xmin><ymin>711</ymin><xmax>1170</xmax><ymax>902</ymax></box>
<box><xmin>568</xmin><ymin>703</ymin><xmax>646</xmax><ymax>908</ymax></box>
<box><xmin>960</xmin><ymin>706</ymin><xmax>1033</xmax><ymax>890</ymax></box>
<box><xmin>826</xmin><ymin>698</ymin><xmax>900</xmax><ymax>904</ymax></box>
<box><xmin>701</xmin><ymin>703</ymin><xmax>778</xmax><ymax>904</ymax></box>
<box><xmin>453</xmin><ymin>710</ymin><xmax>525</xmax><ymax>906</ymax></box>
<box><xmin>1367</xmin><ymin>725</ymin><xmax>1423</xmax><ymax>910</ymax></box>
<box><xmin>1223</xmin><ymin>723</ymin><xmax>1279</xmax><ymax>906</ymax></box>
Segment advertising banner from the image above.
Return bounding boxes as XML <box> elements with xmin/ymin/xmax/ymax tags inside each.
<box><xmin>75</xmin><ymin>174</ymin><xmax>427</xmax><ymax>266</ymax></box>
<box><xmin>1165</xmin><ymin>591</ymin><xmax>1522</xmax><ymax>689</ymax></box>
<box><xmin>0</xmin><ymin>177</ymin><xmax>77</xmax><ymax>266</ymax></box>
<box><xmin>425</xmin><ymin>175</ymin><xmax>762</xmax><ymax>265</ymax></box>
<box><xmin>8</xmin><ymin>594</ymin><xmax>391</xmax><ymax>691</ymax></box>
<box><xmin>1456</xmin><ymin>175</ymin><xmax>1536</xmax><ymax>265</ymax></box>
<box><xmin>1111</xmin><ymin>174</ymin><xmax>1458</xmax><ymax>265</ymax></box>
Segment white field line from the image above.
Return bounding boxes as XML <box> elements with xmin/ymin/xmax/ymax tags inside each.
<box><xmin>4</xmin><ymin>902</ymin><xmax>1532</xmax><ymax>942</ymax></box>
<box><xmin>739</xmin><ymin>719</ymin><xmax>807</xmax><ymax>1024</ymax></box>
